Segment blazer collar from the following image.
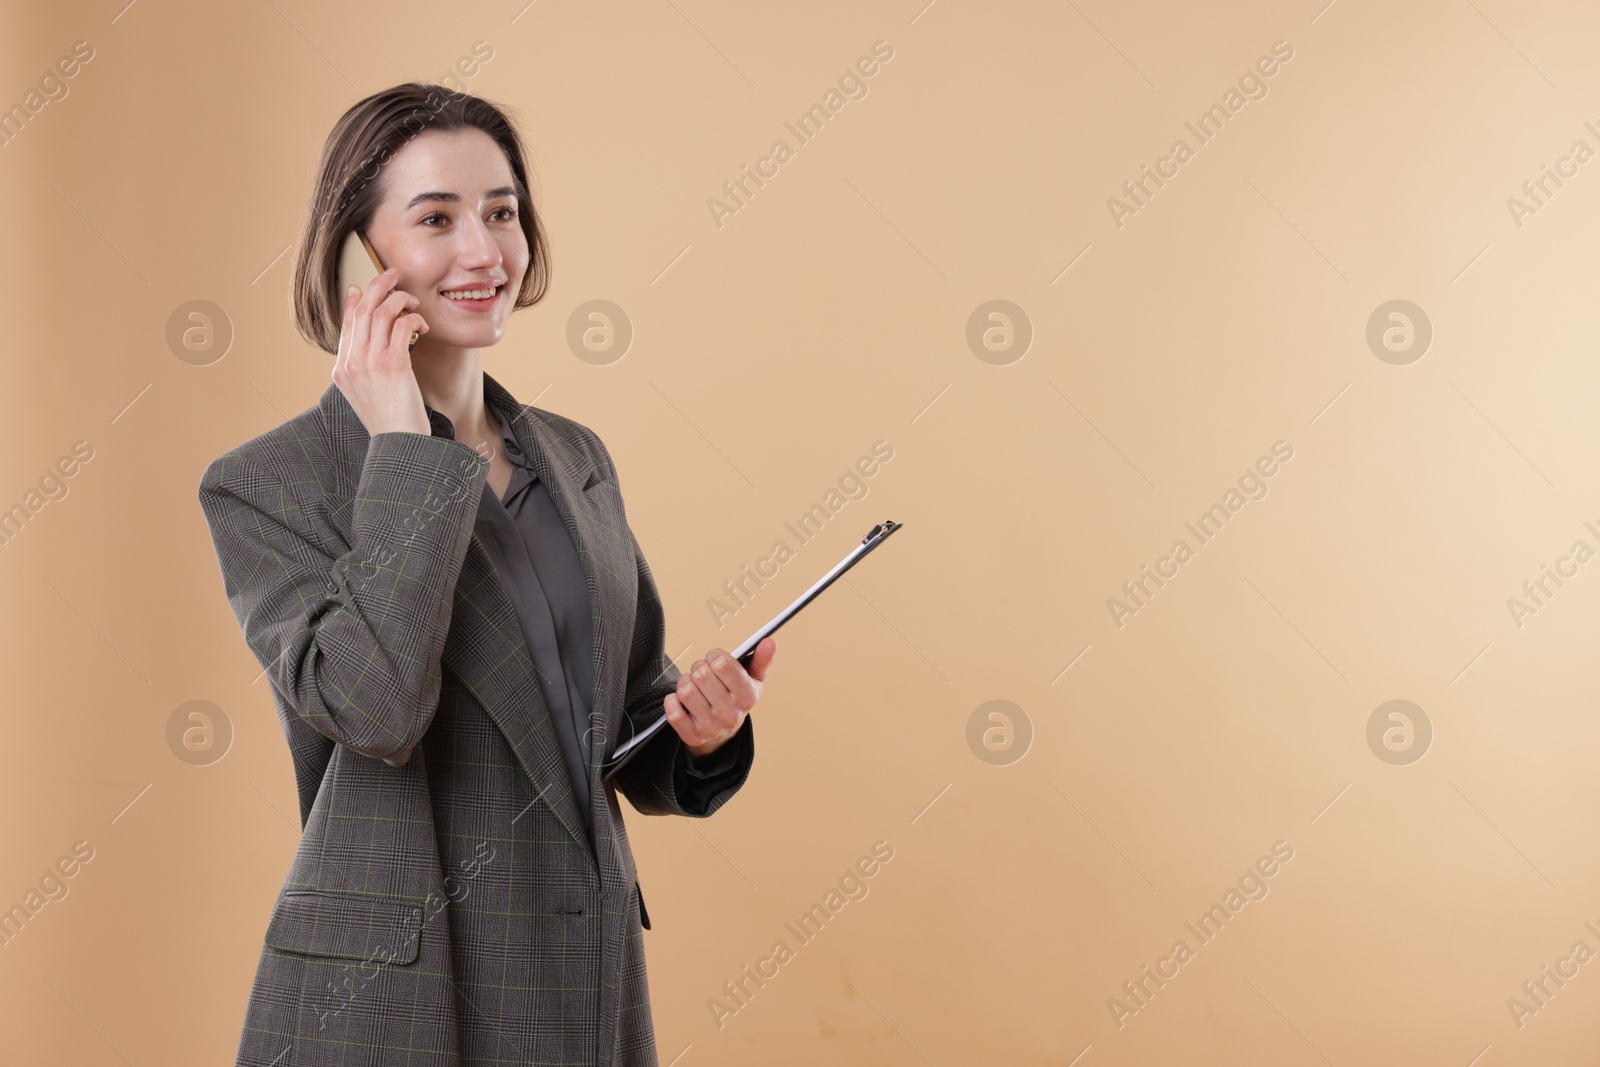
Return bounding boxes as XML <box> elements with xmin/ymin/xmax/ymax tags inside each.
<box><xmin>316</xmin><ymin>371</ymin><xmax>611</xmax><ymax>865</ymax></box>
<box><xmin>315</xmin><ymin>371</ymin><xmax>600</xmax><ymax>495</ymax></box>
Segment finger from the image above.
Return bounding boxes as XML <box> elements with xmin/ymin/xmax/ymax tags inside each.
<box><xmin>360</xmin><ymin>266</ymin><xmax>398</xmax><ymax>314</ymax></box>
<box><xmin>673</xmin><ymin>671</ymin><xmax>714</xmax><ymax>719</ymax></box>
<box><xmin>390</xmin><ymin>311</ymin><xmax>427</xmax><ymax>354</ymax></box>
<box><xmin>744</xmin><ymin>637</ymin><xmax>778</xmax><ymax>683</ymax></box>
<box><xmin>706</xmin><ymin>647</ymin><xmax>759</xmax><ymax>708</ymax></box>
<box><xmin>347</xmin><ymin>278</ymin><xmax>378</xmax><ymax>369</ymax></box>
<box><xmin>354</xmin><ymin>267</ymin><xmax>398</xmax><ymax>356</ymax></box>
<box><xmin>371</xmin><ymin>288</ymin><xmax>414</xmax><ymax>346</ymax></box>
<box><xmin>661</xmin><ymin>692</ymin><xmax>703</xmax><ymax>746</ymax></box>
<box><xmin>689</xmin><ymin>656</ymin><xmax>734</xmax><ymax>707</ymax></box>
<box><xmin>337</xmin><ymin>284</ymin><xmax>358</xmax><ymax>346</ymax></box>
<box><xmin>335</xmin><ymin>284</ymin><xmax>360</xmax><ymax>375</ymax></box>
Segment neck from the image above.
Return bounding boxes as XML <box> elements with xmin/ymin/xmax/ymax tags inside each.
<box><xmin>409</xmin><ymin>341</ymin><xmax>496</xmax><ymax>449</ymax></box>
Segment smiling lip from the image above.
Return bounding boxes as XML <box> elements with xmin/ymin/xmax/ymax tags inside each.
<box><xmin>440</xmin><ymin>284</ymin><xmax>503</xmax><ymax>312</ymax></box>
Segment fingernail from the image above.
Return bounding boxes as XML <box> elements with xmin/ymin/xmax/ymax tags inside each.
<box><xmin>346</xmin><ymin>285</ymin><xmax>358</xmax><ymax>298</ymax></box>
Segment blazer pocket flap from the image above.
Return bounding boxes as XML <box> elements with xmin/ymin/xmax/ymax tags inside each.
<box><xmin>265</xmin><ymin>890</ymin><xmax>425</xmax><ymax>964</ymax></box>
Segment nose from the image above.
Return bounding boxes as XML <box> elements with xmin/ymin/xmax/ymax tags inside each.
<box><xmin>454</xmin><ymin>213</ymin><xmax>503</xmax><ymax>270</ymax></box>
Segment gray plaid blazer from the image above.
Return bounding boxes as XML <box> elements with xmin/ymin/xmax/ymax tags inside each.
<box><xmin>197</xmin><ymin>371</ymin><xmax>756</xmax><ymax>1066</ymax></box>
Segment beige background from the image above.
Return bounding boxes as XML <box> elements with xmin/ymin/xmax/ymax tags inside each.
<box><xmin>2</xmin><ymin>0</ymin><xmax>1598</xmax><ymax>1062</ymax></box>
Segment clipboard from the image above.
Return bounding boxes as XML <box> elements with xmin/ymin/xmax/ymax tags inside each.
<box><xmin>599</xmin><ymin>519</ymin><xmax>903</xmax><ymax>782</ymax></box>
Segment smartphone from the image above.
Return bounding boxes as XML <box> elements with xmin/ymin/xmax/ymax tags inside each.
<box><xmin>338</xmin><ymin>230</ymin><xmax>420</xmax><ymax>351</ymax></box>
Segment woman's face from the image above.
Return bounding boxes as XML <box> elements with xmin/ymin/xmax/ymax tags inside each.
<box><xmin>363</xmin><ymin>126</ymin><xmax>529</xmax><ymax>352</ymax></box>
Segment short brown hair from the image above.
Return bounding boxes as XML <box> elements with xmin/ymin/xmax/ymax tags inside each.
<box><xmin>291</xmin><ymin>82</ymin><xmax>552</xmax><ymax>355</ymax></box>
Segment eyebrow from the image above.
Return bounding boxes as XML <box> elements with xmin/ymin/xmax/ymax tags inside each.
<box><xmin>405</xmin><ymin>186</ymin><xmax>518</xmax><ymax>209</ymax></box>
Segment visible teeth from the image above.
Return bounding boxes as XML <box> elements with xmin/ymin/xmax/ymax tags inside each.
<box><xmin>443</xmin><ymin>286</ymin><xmax>498</xmax><ymax>300</ymax></box>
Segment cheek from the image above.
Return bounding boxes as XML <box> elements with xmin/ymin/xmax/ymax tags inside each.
<box><xmin>416</xmin><ymin>289</ymin><xmax>448</xmax><ymax>318</ymax></box>
<box><xmin>504</xmin><ymin>238</ymin><xmax>531</xmax><ymax>283</ymax></box>
<box><xmin>398</xmin><ymin>261</ymin><xmax>448</xmax><ymax>304</ymax></box>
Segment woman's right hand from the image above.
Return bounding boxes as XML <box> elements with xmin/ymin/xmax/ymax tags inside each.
<box><xmin>333</xmin><ymin>266</ymin><xmax>432</xmax><ymax>437</ymax></box>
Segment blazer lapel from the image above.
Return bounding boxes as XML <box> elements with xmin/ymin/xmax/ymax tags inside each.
<box><xmin>316</xmin><ymin>375</ymin><xmax>605</xmax><ymax>863</ymax></box>
<box><xmin>481</xmin><ymin>374</ymin><xmax>634</xmax><ymax>825</ymax></box>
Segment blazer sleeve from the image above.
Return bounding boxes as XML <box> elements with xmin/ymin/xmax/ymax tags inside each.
<box><xmin>585</xmin><ymin>432</ymin><xmax>755</xmax><ymax>818</ymax></box>
<box><xmin>197</xmin><ymin>430</ymin><xmax>489</xmax><ymax>766</ymax></box>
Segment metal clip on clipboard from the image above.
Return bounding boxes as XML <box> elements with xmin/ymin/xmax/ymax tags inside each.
<box><xmin>600</xmin><ymin>519</ymin><xmax>903</xmax><ymax>782</ymax></box>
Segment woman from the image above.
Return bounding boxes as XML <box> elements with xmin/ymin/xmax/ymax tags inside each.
<box><xmin>197</xmin><ymin>83</ymin><xmax>776</xmax><ymax>1067</ymax></box>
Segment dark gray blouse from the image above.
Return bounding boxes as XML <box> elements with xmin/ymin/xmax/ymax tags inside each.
<box><xmin>425</xmin><ymin>391</ymin><xmax>741</xmax><ymax>843</ymax></box>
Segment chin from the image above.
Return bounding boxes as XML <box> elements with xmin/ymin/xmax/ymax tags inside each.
<box><xmin>427</xmin><ymin>325</ymin><xmax>506</xmax><ymax>350</ymax></box>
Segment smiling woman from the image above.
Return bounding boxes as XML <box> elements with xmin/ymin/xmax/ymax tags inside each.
<box><xmin>199</xmin><ymin>82</ymin><xmax>773</xmax><ymax>1067</ymax></box>
<box><xmin>291</xmin><ymin>87</ymin><xmax>551</xmax><ymax>366</ymax></box>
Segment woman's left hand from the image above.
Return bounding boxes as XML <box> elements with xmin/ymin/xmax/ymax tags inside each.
<box><xmin>662</xmin><ymin>638</ymin><xmax>776</xmax><ymax>757</ymax></box>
